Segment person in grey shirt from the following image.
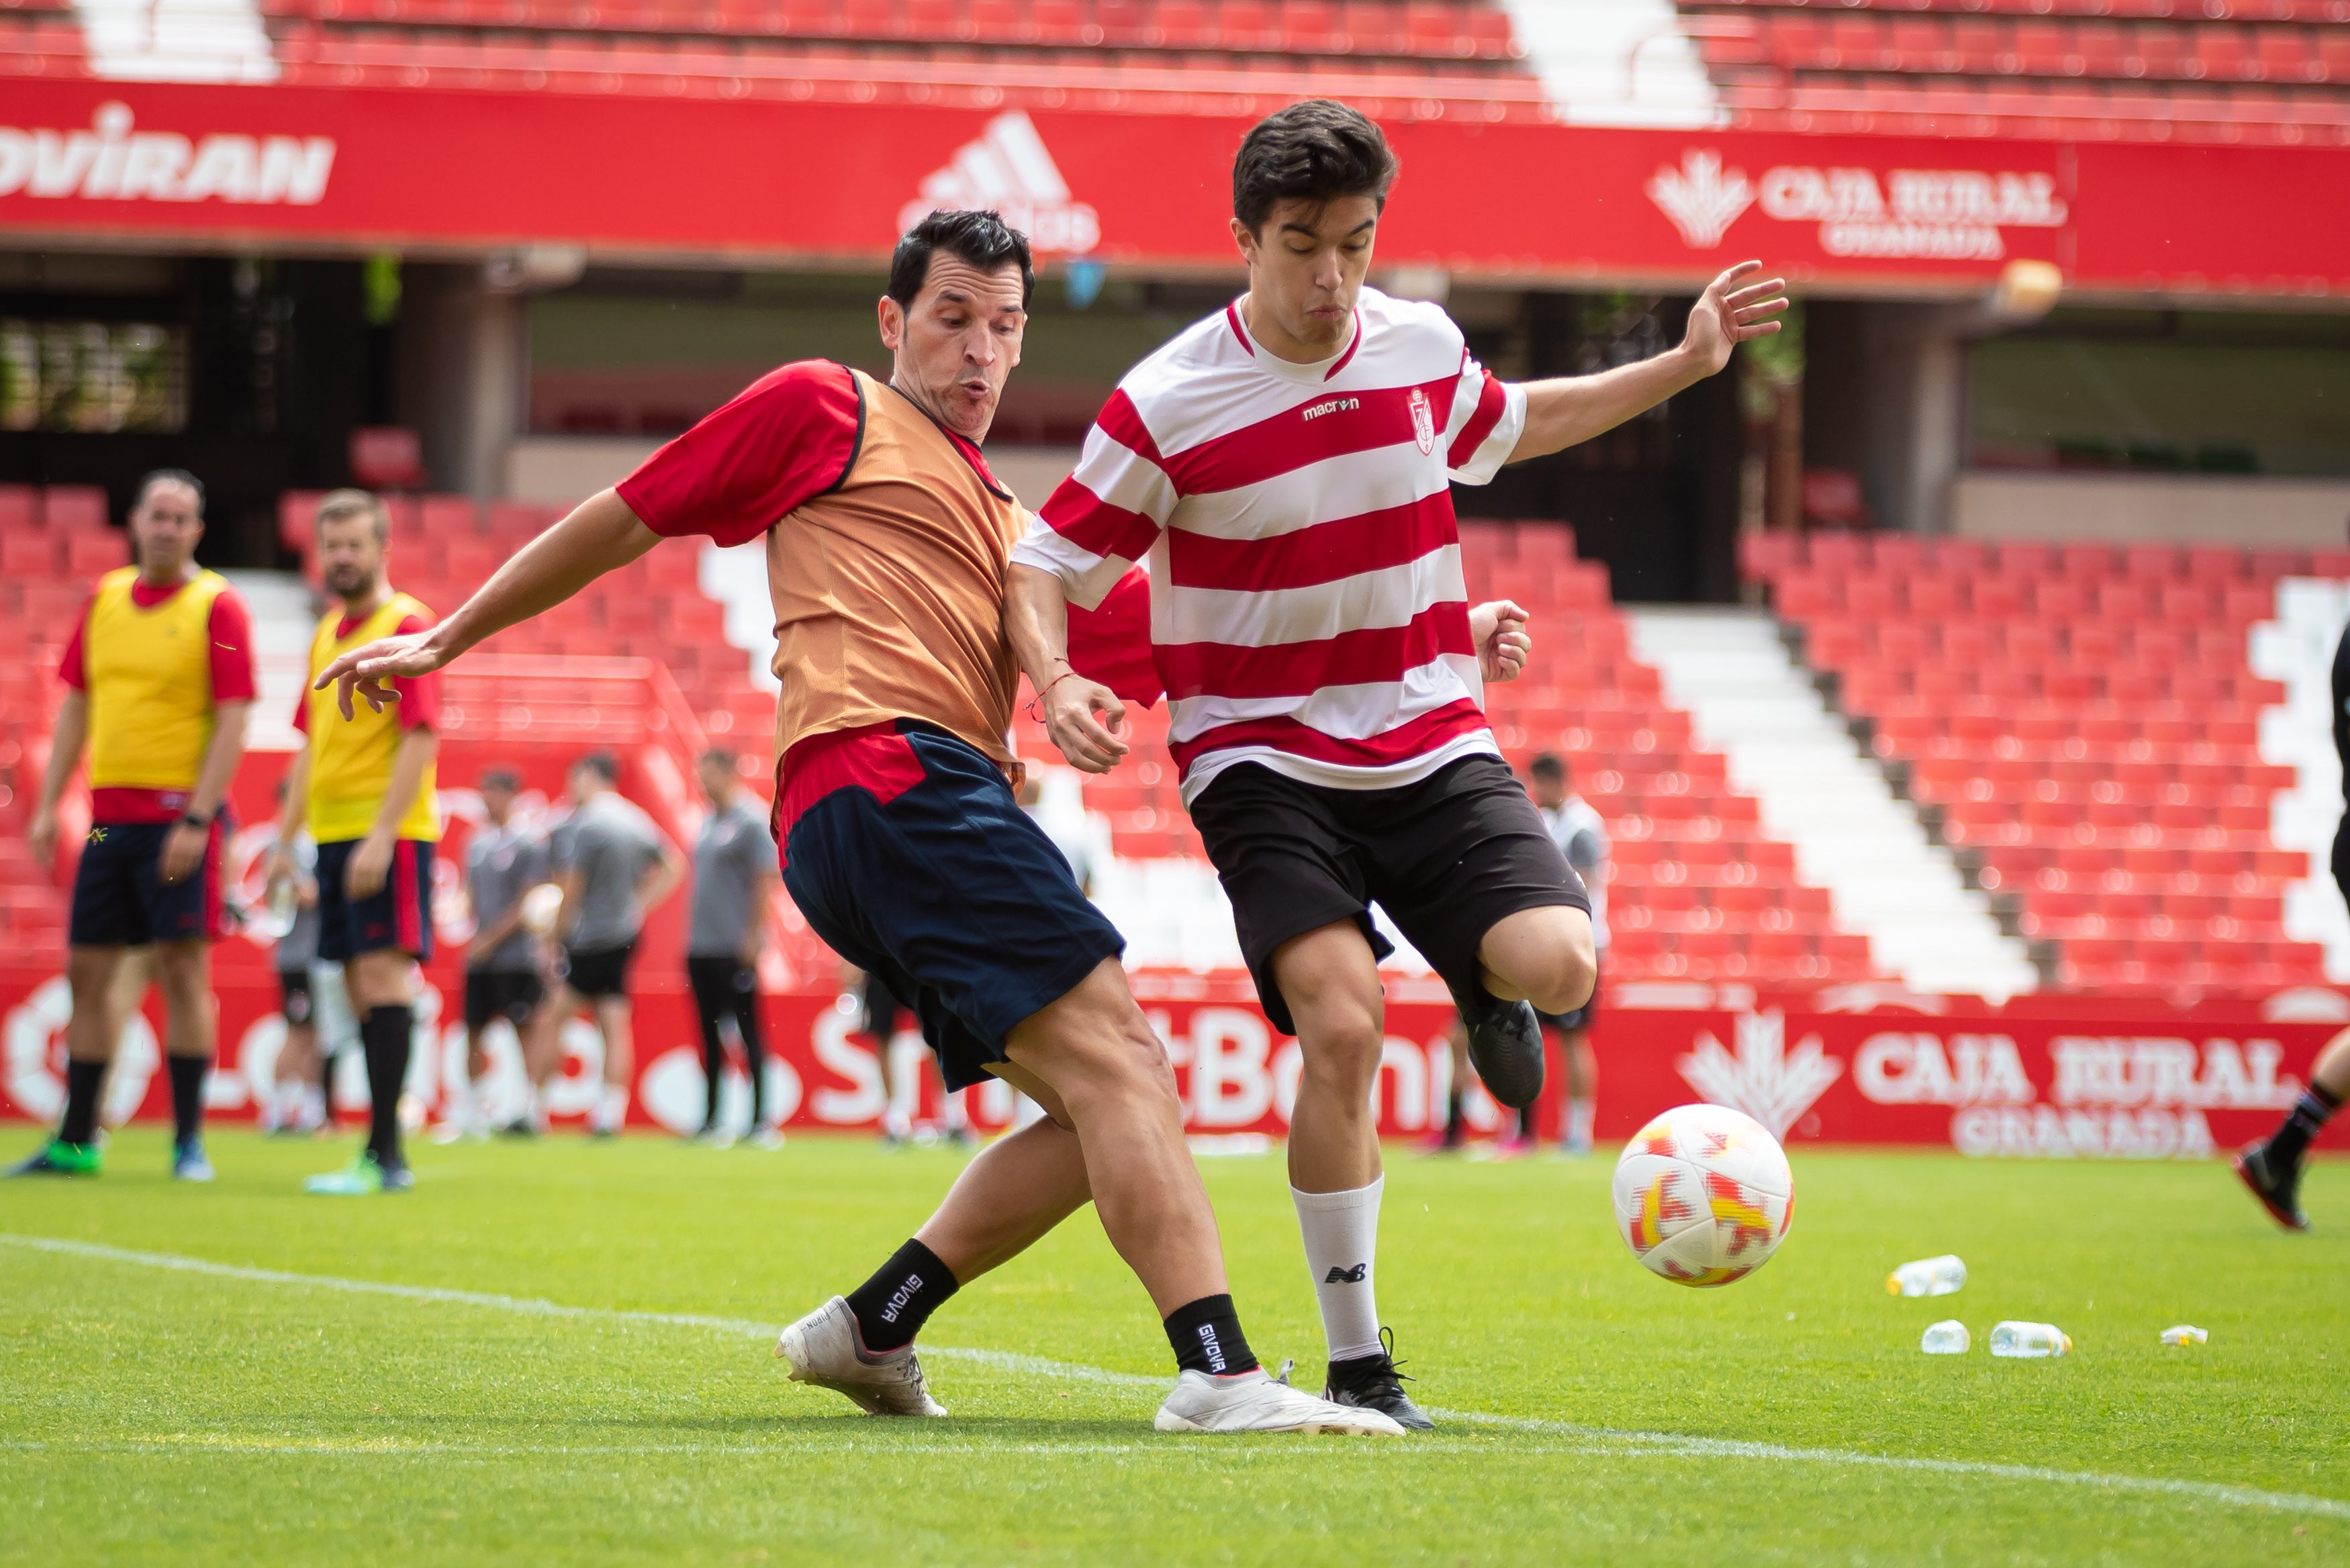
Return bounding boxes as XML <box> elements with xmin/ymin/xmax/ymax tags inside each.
<box><xmin>686</xmin><ymin>746</ymin><xmax>779</xmax><ymax>1146</ymax></box>
<box><xmin>1530</xmin><ymin>752</ymin><xmax>1608</xmax><ymax>1156</ymax></box>
<box><xmin>439</xmin><ymin>767</ymin><xmax>553</xmax><ymax>1142</ymax></box>
<box><xmin>550</xmin><ymin>750</ymin><xmax>683</xmax><ymax>1137</ymax></box>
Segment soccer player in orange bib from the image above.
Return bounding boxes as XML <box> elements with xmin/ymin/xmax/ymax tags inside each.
<box><xmin>267</xmin><ymin>489</ymin><xmax>443</xmax><ymax>1195</ymax></box>
<box><xmin>312</xmin><ymin>212</ymin><xmax>1401</xmax><ymax>1435</ymax></box>
<box><xmin>9</xmin><ymin>471</ymin><xmax>254</xmax><ymax>1182</ymax></box>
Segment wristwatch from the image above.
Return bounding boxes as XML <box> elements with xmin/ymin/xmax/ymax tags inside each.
<box><xmin>180</xmin><ymin>810</ymin><xmax>214</xmax><ymax>830</ymax></box>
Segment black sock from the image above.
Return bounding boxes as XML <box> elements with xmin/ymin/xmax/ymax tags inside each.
<box><xmin>845</xmin><ymin>1238</ymin><xmax>959</xmax><ymax>1353</ymax></box>
<box><xmin>361</xmin><ymin>1006</ymin><xmax>414</xmax><ymax>1168</ymax></box>
<box><xmin>168</xmin><ymin>1055</ymin><xmax>207</xmax><ymax>1145</ymax></box>
<box><xmin>2267</xmin><ymin>1081</ymin><xmax>2342</xmax><ymax>1169</ymax></box>
<box><xmin>60</xmin><ymin>1059</ymin><xmax>105</xmax><ymax>1146</ymax></box>
<box><xmin>1518</xmin><ymin>1103</ymin><xmax>1538</xmax><ymax>1141</ymax></box>
<box><xmin>1164</xmin><ymin>1293</ymin><xmax>1259</xmax><ymax>1377</ymax></box>
<box><xmin>1443</xmin><ymin>1087</ymin><xmax>1464</xmax><ymax>1144</ymax></box>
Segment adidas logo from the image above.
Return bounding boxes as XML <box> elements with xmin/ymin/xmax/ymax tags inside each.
<box><xmin>1323</xmin><ymin>1263</ymin><xmax>1368</xmax><ymax>1284</ymax></box>
<box><xmin>897</xmin><ymin>111</ymin><xmax>1101</xmax><ymax>256</ymax></box>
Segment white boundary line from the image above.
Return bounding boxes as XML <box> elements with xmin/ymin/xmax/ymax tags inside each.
<box><xmin>5</xmin><ymin>1233</ymin><xmax>2347</xmax><ymax>1522</ymax></box>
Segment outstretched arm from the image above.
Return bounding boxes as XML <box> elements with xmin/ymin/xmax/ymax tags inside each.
<box><xmin>316</xmin><ymin>489</ymin><xmax>661</xmax><ymax>716</ymax></box>
<box><xmin>1005</xmin><ymin>561</ymin><xmax>1129</xmax><ymax>774</ymax></box>
<box><xmin>1507</xmin><ymin>261</ymin><xmax>1788</xmax><ymax>465</ymax></box>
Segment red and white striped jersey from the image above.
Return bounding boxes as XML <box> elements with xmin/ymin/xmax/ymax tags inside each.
<box><xmin>1012</xmin><ymin>287</ymin><xmax>1527</xmax><ymax>805</ymax></box>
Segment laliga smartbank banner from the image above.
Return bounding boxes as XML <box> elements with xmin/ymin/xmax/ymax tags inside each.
<box><xmin>1</xmin><ymin>79</ymin><xmax>2345</xmax><ymax>297</ymax></box>
<box><xmin>3</xmin><ymin>966</ymin><xmax>2345</xmax><ymax>1157</ymax></box>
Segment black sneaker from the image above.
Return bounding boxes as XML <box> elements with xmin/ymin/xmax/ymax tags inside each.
<box><xmin>1456</xmin><ymin>989</ymin><xmax>1544</xmax><ymax>1108</ymax></box>
<box><xmin>1323</xmin><ymin>1328</ymin><xmax>1433</xmax><ymax>1431</ymax></box>
<box><xmin>2232</xmin><ymin>1142</ymin><xmax>2310</xmax><ymax>1232</ymax></box>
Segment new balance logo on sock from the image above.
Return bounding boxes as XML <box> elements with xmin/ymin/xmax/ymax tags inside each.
<box><xmin>880</xmin><ymin>1273</ymin><xmax>925</xmax><ymax>1324</ymax></box>
<box><xmin>1196</xmin><ymin>1323</ymin><xmax>1227</xmax><ymax>1374</ymax></box>
<box><xmin>1323</xmin><ymin>1263</ymin><xmax>1368</xmax><ymax>1284</ymax></box>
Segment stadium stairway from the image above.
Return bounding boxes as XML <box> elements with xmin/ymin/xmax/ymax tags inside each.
<box><xmin>1745</xmin><ymin>529</ymin><xmax>2333</xmax><ymax>997</ymax></box>
<box><xmin>1627</xmin><ymin>605</ymin><xmax>2038</xmax><ymax>999</ymax></box>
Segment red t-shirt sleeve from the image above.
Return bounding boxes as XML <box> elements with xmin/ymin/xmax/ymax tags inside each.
<box><xmin>207</xmin><ymin>587</ymin><xmax>258</xmax><ymax>703</ymax></box>
<box><xmin>614</xmin><ymin>360</ymin><xmax>862</xmax><ymax>546</ymax></box>
<box><xmin>293</xmin><ymin>689</ymin><xmax>310</xmax><ymax>734</ymax></box>
<box><xmin>57</xmin><ymin>592</ymin><xmax>97</xmax><ymax>689</ymax></box>
<box><xmin>390</xmin><ymin>614</ymin><xmax>442</xmax><ymax>732</ymax></box>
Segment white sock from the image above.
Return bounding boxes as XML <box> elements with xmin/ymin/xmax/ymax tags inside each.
<box><xmin>444</xmin><ymin>1078</ymin><xmax>472</xmax><ymax>1128</ymax></box>
<box><xmin>943</xmin><ymin>1089</ymin><xmax>969</xmax><ymax>1132</ymax></box>
<box><xmin>882</xmin><ymin>1106</ymin><xmax>911</xmax><ymax>1139</ymax></box>
<box><xmin>1566</xmin><ymin>1098</ymin><xmax>1595</xmax><ymax>1146</ymax></box>
<box><xmin>299</xmin><ymin>1085</ymin><xmax>326</xmax><ymax>1130</ymax></box>
<box><xmin>1291</xmin><ymin>1176</ymin><xmax>1385</xmax><ymax>1364</ymax></box>
<box><xmin>596</xmin><ymin>1083</ymin><xmax>629</xmax><ymax>1131</ymax></box>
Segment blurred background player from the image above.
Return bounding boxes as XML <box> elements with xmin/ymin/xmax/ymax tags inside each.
<box><xmin>847</xmin><ymin>961</ymin><xmax>974</xmax><ymax>1148</ymax></box>
<box><xmin>438</xmin><ymin>766</ymin><xmax>550</xmax><ymax>1143</ymax></box>
<box><xmin>8</xmin><ymin>469</ymin><xmax>252</xmax><ymax>1183</ymax></box>
<box><xmin>269</xmin><ymin>488</ymin><xmax>442</xmax><ymax>1196</ymax></box>
<box><xmin>1530</xmin><ymin>753</ymin><xmax>1608</xmax><ymax>1157</ymax></box>
<box><xmin>262</xmin><ymin>780</ymin><xmax>325</xmax><ymax>1135</ymax></box>
<box><xmin>687</xmin><ymin>746</ymin><xmax>778</xmax><ymax>1146</ymax></box>
<box><xmin>2234</xmin><ymin>620</ymin><xmax>2350</xmax><ymax>1230</ymax></box>
<box><xmin>549</xmin><ymin>749</ymin><xmax>683</xmax><ymax>1138</ymax></box>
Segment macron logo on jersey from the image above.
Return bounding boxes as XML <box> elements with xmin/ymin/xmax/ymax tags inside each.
<box><xmin>1301</xmin><ymin>397</ymin><xmax>1360</xmax><ymax>422</ymax></box>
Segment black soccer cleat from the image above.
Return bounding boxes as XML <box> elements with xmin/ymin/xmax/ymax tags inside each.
<box><xmin>2232</xmin><ymin>1142</ymin><xmax>2310</xmax><ymax>1233</ymax></box>
<box><xmin>1323</xmin><ymin>1328</ymin><xmax>1434</xmax><ymax>1432</ymax></box>
<box><xmin>1457</xmin><ymin>989</ymin><xmax>1545</xmax><ymax>1108</ymax></box>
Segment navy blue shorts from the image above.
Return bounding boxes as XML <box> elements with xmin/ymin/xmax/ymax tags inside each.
<box><xmin>777</xmin><ymin>721</ymin><xmax>1125</xmax><ymax>1092</ymax></box>
<box><xmin>314</xmin><ymin>838</ymin><xmax>436</xmax><ymax>962</ymax></box>
<box><xmin>68</xmin><ymin>818</ymin><xmax>228</xmax><ymax>947</ymax></box>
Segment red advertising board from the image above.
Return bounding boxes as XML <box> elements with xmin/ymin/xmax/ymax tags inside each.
<box><xmin>6</xmin><ymin>960</ymin><xmax>2343</xmax><ymax>1159</ymax></box>
<box><xmin>1</xmin><ymin>79</ymin><xmax>2344</xmax><ymax>297</ymax></box>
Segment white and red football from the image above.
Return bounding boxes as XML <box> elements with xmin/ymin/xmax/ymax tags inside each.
<box><xmin>1611</xmin><ymin>1103</ymin><xmax>1795</xmax><ymax>1287</ymax></box>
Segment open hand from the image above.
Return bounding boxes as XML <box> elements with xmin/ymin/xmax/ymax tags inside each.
<box><xmin>1470</xmin><ymin>599</ymin><xmax>1532</xmax><ymax>684</ymax></box>
<box><xmin>314</xmin><ymin>629</ymin><xmax>446</xmax><ymax>720</ymax></box>
<box><xmin>346</xmin><ymin>834</ymin><xmax>394</xmax><ymax>899</ymax></box>
<box><xmin>158</xmin><ymin>822</ymin><xmax>209</xmax><ymax>885</ymax></box>
<box><xmin>1681</xmin><ymin>260</ymin><xmax>1791</xmax><ymax>375</ymax></box>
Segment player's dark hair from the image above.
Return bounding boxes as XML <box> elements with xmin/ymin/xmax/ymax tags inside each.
<box><xmin>575</xmin><ymin>750</ymin><xmax>620</xmax><ymax>783</ymax></box>
<box><xmin>136</xmin><ymin>467</ymin><xmax>205</xmax><ymax>517</ymax></box>
<box><xmin>700</xmin><ymin>745</ymin><xmax>737</xmax><ymax>769</ymax></box>
<box><xmin>1530</xmin><ymin>752</ymin><xmax>1567</xmax><ymax>783</ymax></box>
<box><xmin>1231</xmin><ymin>100</ymin><xmax>1398</xmax><ymax>234</ymax></box>
<box><xmin>888</xmin><ymin>210</ymin><xmax>1034</xmax><ymax>312</ymax></box>
<box><xmin>480</xmin><ymin>767</ymin><xmax>522</xmax><ymax>792</ymax></box>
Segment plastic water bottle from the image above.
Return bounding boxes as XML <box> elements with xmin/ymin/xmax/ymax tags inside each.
<box><xmin>1919</xmin><ymin>1320</ymin><xmax>1970</xmax><ymax>1355</ymax></box>
<box><xmin>1886</xmin><ymin>1255</ymin><xmax>1967</xmax><ymax>1297</ymax></box>
<box><xmin>1989</xmin><ymin>1321</ymin><xmax>2071</xmax><ymax>1358</ymax></box>
<box><xmin>2160</xmin><ymin>1325</ymin><xmax>2208</xmax><ymax>1346</ymax></box>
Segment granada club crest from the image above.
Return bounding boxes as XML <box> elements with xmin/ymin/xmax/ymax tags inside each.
<box><xmin>1408</xmin><ymin>387</ymin><xmax>1436</xmax><ymax>455</ymax></box>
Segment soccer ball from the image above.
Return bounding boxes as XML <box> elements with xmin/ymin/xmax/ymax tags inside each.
<box><xmin>1611</xmin><ymin>1103</ymin><xmax>1794</xmax><ymax>1287</ymax></box>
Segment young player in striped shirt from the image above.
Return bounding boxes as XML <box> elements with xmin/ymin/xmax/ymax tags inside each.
<box><xmin>1008</xmin><ymin>100</ymin><xmax>1787</xmax><ymax>1428</ymax></box>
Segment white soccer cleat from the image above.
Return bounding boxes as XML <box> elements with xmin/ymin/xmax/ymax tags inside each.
<box><xmin>1154</xmin><ymin>1369</ymin><xmax>1407</xmax><ymax>1436</ymax></box>
<box><xmin>773</xmin><ymin>1295</ymin><xmax>947</xmax><ymax>1417</ymax></box>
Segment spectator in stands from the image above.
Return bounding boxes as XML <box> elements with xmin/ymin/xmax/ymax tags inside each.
<box><xmin>1019</xmin><ymin>769</ymin><xmax>1098</xmax><ymax>897</ymax></box>
<box><xmin>9</xmin><ymin>469</ymin><xmax>253</xmax><ymax>1184</ymax></box>
<box><xmin>440</xmin><ymin>767</ymin><xmax>553</xmax><ymax>1143</ymax></box>
<box><xmin>549</xmin><ymin>750</ymin><xmax>683</xmax><ymax>1138</ymax></box>
<box><xmin>1530</xmin><ymin>754</ymin><xmax>1608</xmax><ymax>1157</ymax></box>
<box><xmin>687</xmin><ymin>746</ymin><xmax>779</xmax><ymax>1147</ymax></box>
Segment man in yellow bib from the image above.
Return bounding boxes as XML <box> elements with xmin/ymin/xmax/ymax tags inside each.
<box><xmin>9</xmin><ymin>470</ymin><xmax>254</xmax><ymax>1183</ymax></box>
<box><xmin>267</xmin><ymin>489</ymin><xmax>442</xmax><ymax>1195</ymax></box>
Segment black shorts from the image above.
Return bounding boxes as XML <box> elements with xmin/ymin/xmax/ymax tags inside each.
<box><xmin>465</xmin><ymin>969</ymin><xmax>543</xmax><ymax>1030</ymax></box>
<box><xmin>1188</xmin><ymin>754</ymin><xmax>1590</xmax><ymax>1038</ymax></box>
<box><xmin>1538</xmin><ymin>957</ymin><xmax>1601</xmax><ymax>1034</ymax></box>
<box><xmin>279</xmin><ymin>967</ymin><xmax>314</xmax><ymax>1025</ymax></box>
<box><xmin>562</xmin><ymin>942</ymin><xmax>636</xmax><ymax>1000</ymax></box>
<box><xmin>68</xmin><ymin>819</ymin><xmax>227</xmax><ymax>947</ymax></box>
<box><xmin>314</xmin><ymin>838</ymin><xmax>436</xmax><ymax>962</ymax></box>
<box><xmin>778</xmin><ymin>720</ymin><xmax>1124</xmax><ymax>1092</ymax></box>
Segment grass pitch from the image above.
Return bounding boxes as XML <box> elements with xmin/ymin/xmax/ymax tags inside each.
<box><xmin>2</xmin><ymin>1129</ymin><xmax>2345</xmax><ymax>1566</ymax></box>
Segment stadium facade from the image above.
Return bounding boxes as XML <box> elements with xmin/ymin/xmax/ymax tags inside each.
<box><xmin>3</xmin><ymin>0</ymin><xmax>2347</xmax><ymax>597</ymax></box>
